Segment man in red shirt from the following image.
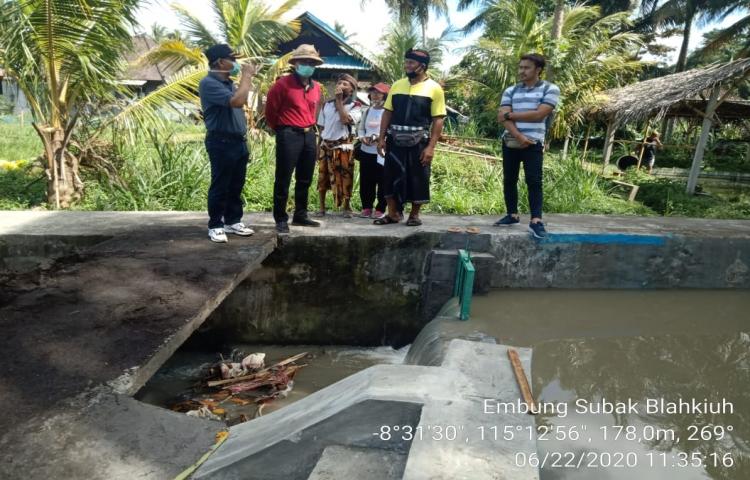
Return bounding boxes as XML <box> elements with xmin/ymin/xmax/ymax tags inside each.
<box><xmin>265</xmin><ymin>44</ymin><xmax>323</xmax><ymax>233</ymax></box>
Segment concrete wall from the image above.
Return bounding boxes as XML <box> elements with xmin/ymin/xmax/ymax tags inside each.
<box><xmin>201</xmin><ymin>234</ymin><xmax>442</xmax><ymax>347</ymax></box>
<box><xmin>200</xmin><ymin>229</ymin><xmax>750</xmax><ymax>347</ymax></box>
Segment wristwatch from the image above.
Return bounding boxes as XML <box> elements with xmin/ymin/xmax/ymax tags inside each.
<box><xmin>503</xmin><ymin>111</ymin><xmax>512</xmax><ymax>121</ymax></box>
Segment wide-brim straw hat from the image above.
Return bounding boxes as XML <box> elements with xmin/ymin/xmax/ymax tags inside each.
<box><xmin>290</xmin><ymin>44</ymin><xmax>324</xmax><ymax>65</ymax></box>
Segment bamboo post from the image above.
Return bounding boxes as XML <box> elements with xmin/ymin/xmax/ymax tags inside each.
<box><xmin>687</xmin><ymin>85</ymin><xmax>721</xmax><ymax>194</ymax></box>
<box><xmin>581</xmin><ymin>124</ymin><xmax>592</xmax><ymax>163</ymax></box>
<box><xmin>602</xmin><ymin>120</ymin><xmax>617</xmax><ymax>169</ymax></box>
<box><xmin>636</xmin><ymin>120</ymin><xmax>653</xmax><ymax>170</ymax></box>
<box><xmin>508</xmin><ymin>348</ymin><xmax>537</xmax><ymax>414</ymax></box>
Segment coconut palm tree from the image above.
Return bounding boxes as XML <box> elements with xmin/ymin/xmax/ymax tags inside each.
<box><xmin>694</xmin><ymin>0</ymin><xmax>750</xmax><ymax>59</ymax></box>
<box><xmin>376</xmin><ymin>19</ymin><xmax>455</xmax><ymax>84</ymax></box>
<box><xmin>361</xmin><ymin>0</ymin><xmax>448</xmax><ymax>45</ymax></box>
<box><xmin>113</xmin><ymin>0</ymin><xmax>301</xmax><ymax>132</ymax></box>
<box><xmin>638</xmin><ymin>0</ymin><xmax>733</xmax><ymax>73</ymax></box>
<box><xmin>0</xmin><ymin>0</ymin><xmax>141</xmax><ymax>208</ymax></box>
<box><xmin>458</xmin><ymin>0</ymin><xmax>645</xmax><ymax>139</ymax></box>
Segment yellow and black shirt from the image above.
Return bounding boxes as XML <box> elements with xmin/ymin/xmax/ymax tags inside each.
<box><xmin>384</xmin><ymin>77</ymin><xmax>446</xmax><ymax>129</ymax></box>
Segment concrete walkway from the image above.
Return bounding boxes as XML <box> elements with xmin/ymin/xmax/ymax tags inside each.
<box><xmin>2</xmin><ymin>210</ymin><xmax>750</xmax><ymax>238</ymax></box>
<box><xmin>0</xmin><ymin>213</ymin><xmax>277</xmax><ymax>479</ymax></box>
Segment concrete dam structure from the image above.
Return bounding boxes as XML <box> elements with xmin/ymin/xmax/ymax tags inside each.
<box><xmin>1</xmin><ymin>211</ymin><xmax>748</xmax><ymax>479</ymax></box>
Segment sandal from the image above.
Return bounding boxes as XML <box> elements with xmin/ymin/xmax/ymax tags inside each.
<box><xmin>374</xmin><ymin>215</ymin><xmax>400</xmax><ymax>225</ymax></box>
<box><xmin>466</xmin><ymin>227</ymin><xmax>481</xmax><ymax>234</ymax></box>
<box><xmin>447</xmin><ymin>226</ymin><xmax>464</xmax><ymax>233</ymax></box>
<box><xmin>406</xmin><ymin>217</ymin><xmax>422</xmax><ymax>227</ymax></box>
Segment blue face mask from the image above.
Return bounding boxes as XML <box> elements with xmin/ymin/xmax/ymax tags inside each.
<box><xmin>296</xmin><ymin>64</ymin><xmax>315</xmax><ymax>78</ymax></box>
<box><xmin>230</xmin><ymin>61</ymin><xmax>241</xmax><ymax>76</ymax></box>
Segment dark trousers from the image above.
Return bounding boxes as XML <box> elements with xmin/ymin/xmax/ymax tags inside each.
<box><xmin>358</xmin><ymin>151</ymin><xmax>385</xmax><ymax>212</ymax></box>
<box><xmin>383</xmin><ymin>137</ymin><xmax>431</xmax><ymax>205</ymax></box>
<box><xmin>273</xmin><ymin>127</ymin><xmax>317</xmax><ymax>222</ymax></box>
<box><xmin>205</xmin><ymin>137</ymin><xmax>249</xmax><ymax>229</ymax></box>
<box><xmin>502</xmin><ymin>141</ymin><xmax>543</xmax><ymax>219</ymax></box>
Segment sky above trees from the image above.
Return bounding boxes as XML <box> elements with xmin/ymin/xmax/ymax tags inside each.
<box><xmin>134</xmin><ymin>0</ymin><xmax>747</xmax><ymax>71</ymax></box>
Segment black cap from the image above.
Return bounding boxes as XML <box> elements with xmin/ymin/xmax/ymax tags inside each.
<box><xmin>204</xmin><ymin>44</ymin><xmax>239</xmax><ymax>64</ymax></box>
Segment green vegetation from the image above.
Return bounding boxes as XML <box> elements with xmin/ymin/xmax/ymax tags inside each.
<box><xmin>448</xmin><ymin>0</ymin><xmax>645</xmax><ymax>139</ymax></box>
<box><xmin>620</xmin><ymin>169</ymin><xmax>750</xmax><ymax>219</ymax></box>
<box><xmin>1</xmin><ymin>0</ymin><xmax>748</xmax><ymax>219</ymax></box>
<box><xmin>4</xmin><ymin>122</ymin><xmax>748</xmax><ymax>219</ymax></box>
<box><xmin>0</xmin><ymin>0</ymin><xmax>142</xmax><ymax>207</ymax></box>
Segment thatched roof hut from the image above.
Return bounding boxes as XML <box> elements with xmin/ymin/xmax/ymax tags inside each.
<box><xmin>120</xmin><ymin>34</ymin><xmax>180</xmax><ymax>94</ymax></box>
<box><xmin>589</xmin><ymin>58</ymin><xmax>750</xmax><ymax>193</ymax></box>
<box><xmin>590</xmin><ymin>58</ymin><xmax>750</xmax><ymax>125</ymax></box>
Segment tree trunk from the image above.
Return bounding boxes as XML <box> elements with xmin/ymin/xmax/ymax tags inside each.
<box><xmin>34</xmin><ymin>124</ymin><xmax>83</xmax><ymax>208</ymax></box>
<box><xmin>547</xmin><ymin>0</ymin><xmax>565</xmax><ymax>82</ymax></box>
<box><xmin>675</xmin><ymin>13</ymin><xmax>694</xmax><ymax>73</ymax></box>
<box><xmin>551</xmin><ymin>0</ymin><xmax>564</xmax><ymax>41</ymax></box>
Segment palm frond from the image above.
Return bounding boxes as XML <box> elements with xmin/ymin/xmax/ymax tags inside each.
<box><xmin>108</xmin><ymin>66</ymin><xmax>205</xmax><ymax>138</ymax></box>
<box><xmin>697</xmin><ymin>14</ymin><xmax>750</xmax><ymax>56</ymax></box>
<box><xmin>137</xmin><ymin>39</ymin><xmax>205</xmax><ymax>72</ymax></box>
<box><xmin>171</xmin><ymin>3</ymin><xmax>221</xmax><ymax>48</ymax></box>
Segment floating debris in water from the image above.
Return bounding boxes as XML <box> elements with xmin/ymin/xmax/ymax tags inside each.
<box><xmin>170</xmin><ymin>351</ymin><xmax>309</xmax><ymax>423</ymax></box>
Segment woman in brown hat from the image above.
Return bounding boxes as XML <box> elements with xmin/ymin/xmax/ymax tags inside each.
<box><xmin>356</xmin><ymin>82</ymin><xmax>390</xmax><ymax>218</ymax></box>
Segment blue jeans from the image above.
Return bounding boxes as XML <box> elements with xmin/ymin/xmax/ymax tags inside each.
<box><xmin>502</xmin><ymin>141</ymin><xmax>543</xmax><ymax>219</ymax></box>
<box><xmin>205</xmin><ymin>137</ymin><xmax>249</xmax><ymax>229</ymax></box>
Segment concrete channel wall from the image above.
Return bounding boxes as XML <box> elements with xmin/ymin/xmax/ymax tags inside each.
<box><xmin>203</xmin><ymin>220</ymin><xmax>750</xmax><ymax>347</ymax></box>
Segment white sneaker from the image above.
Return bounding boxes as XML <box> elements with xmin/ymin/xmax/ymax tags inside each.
<box><xmin>224</xmin><ymin>222</ymin><xmax>255</xmax><ymax>236</ymax></box>
<box><xmin>208</xmin><ymin>228</ymin><xmax>228</xmax><ymax>243</ymax></box>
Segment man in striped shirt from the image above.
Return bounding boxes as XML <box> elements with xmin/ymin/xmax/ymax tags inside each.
<box><xmin>495</xmin><ymin>53</ymin><xmax>560</xmax><ymax>239</ymax></box>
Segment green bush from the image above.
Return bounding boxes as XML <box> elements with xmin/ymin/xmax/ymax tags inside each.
<box><xmin>2</xmin><ymin>123</ymin><xmax>748</xmax><ymax>220</ymax></box>
<box><xmin>623</xmin><ymin>170</ymin><xmax>750</xmax><ymax>219</ymax></box>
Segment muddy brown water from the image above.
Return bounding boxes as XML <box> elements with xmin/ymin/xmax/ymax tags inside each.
<box><xmin>138</xmin><ymin>289</ymin><xmax>749</xmax><ymax>479</ymax></box>
<box><xmin>469</xmin><ymin>290</ymin><xmax>750</xmax><ymax>480</ymax></box>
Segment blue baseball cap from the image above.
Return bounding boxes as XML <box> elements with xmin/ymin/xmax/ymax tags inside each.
<box><xmin>204</xmin><ymin>44</ymin><xmax>242</xmax><ymax>64</ymax></box>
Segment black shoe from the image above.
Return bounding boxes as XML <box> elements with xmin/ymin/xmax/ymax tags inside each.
<box><xmin>528</xmin><ymin>221</ymin><xmax>547</xmax><ymax>239</ymax></box>
<box><xmin>493</xmin><ymin>214</ymin><xmax>520</xmax><ymax>226</ymax></box>
<box><xmin>291</xmin><ymin>216</ymin><xmax>320</xmax><ymax>227</ymax></box>
<box><xmin>276</xmin><ymin>221</ymin><xmax>290</xmax><ymax>233</ymax></box>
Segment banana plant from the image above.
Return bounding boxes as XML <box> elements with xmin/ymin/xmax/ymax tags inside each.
<box><xmin>0</xmin><ymin>0</ymin><xmax>141</xmax><ymax>208</ymax></box>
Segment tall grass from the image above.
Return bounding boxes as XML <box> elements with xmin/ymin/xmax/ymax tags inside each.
<box><xmin>427</xmin><ymin>150</ymin><xmax>649</xmax><ymax>216</ymax></box>
<box><xmin>0</xmin><ymin>120</ymin><xmax>46</xmax><ymax>209</ymax></box>
<box><xmin>1</xmin><ymin>122</ymin><xmax>748</xmax><ymax>219</ymax></box>
<box><xmin>0</xmin><ymin>120</ymin><xmax>42</xmax><ymax>163</ymax></box>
